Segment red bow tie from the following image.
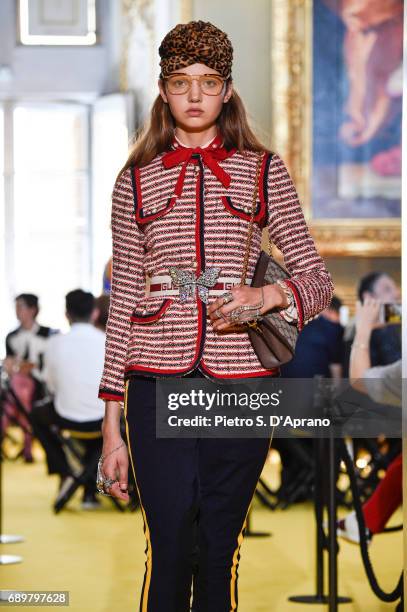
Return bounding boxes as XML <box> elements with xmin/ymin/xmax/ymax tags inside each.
<box><xmin>162</xmin><ymin>135</ymin><xmax>235</xmax><ymax>198</ymax></box>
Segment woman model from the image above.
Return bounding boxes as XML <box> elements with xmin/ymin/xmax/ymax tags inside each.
<box><xmin>98</xmin><ymin>20</ymin><xmax>334</xmax><ymax>612</ymax></box>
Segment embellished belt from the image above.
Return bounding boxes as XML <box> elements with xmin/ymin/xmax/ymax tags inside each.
<box><xmin>148</xmin><ymin>267</ymin><xmax>252</xmax><ymax>304</ymax></box>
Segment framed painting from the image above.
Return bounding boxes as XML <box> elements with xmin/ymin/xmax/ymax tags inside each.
<box><xmin>270</xmin><ymin>0</ymin><xmax>402</xmax><ymax>257</ymax></box>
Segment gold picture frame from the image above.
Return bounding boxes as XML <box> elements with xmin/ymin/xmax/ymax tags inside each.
<box><xmin>270</xmin><ymin>0</ymin><xmax>401</xmax><ymax>258</ymax></box>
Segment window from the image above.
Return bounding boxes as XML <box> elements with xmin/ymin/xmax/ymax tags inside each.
<box><xmin>13</xmin><ymin>103</ymin><xmax>90</xmax><ymax>336</ymax></box>
<box><xmin>0</xmin><ymin>102</ymin><xmax>91</xmax><ymax>345</ymax></box>
<box><xmin>0</xmin><ymin>96</ymin><xmax>132</xmax><ymax>356</ymax></box>
<box><xmin>19</xmin><ymin>0</ymin><xmax>97</xmax><ymax>46</ymax></box>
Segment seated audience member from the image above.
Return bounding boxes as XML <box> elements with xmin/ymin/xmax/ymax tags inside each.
<box><xmin>280</xmin><ymin>295</ymin><xmax>344</xmax><ymax>379</ymax></box>
<box><xmin>337</xmin><ymin>296</ymin><xmax>402</xmax><ymax>544</ymax></box>
<box><xmin>342</xmin><ymin>271</ymin><xmax>401</xmax><ymax>376</ymax></box>
<box><xmin>31</xmin><ymin>289</ymin><xmax>106</xmax><ymax>509</ymax></box>
<box><xmin>276</xmin><ymin>297</ymin><xmax>345</xmax><ymax>502</ymax></box>
<box><xmin>3</xmin><ymin>293</ymin><xmax>58</xmax><ymax>462</ymax></box>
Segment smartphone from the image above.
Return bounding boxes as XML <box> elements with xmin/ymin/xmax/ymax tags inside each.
<box><xmin>379</xmin><ymin>303</ymin><xmax>402</xmax><ymax>324</ymax></box>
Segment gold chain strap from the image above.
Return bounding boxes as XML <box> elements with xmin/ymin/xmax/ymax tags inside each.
<box><xmin>240</xmin><ymin>153</ymin><xmax>263</xmax><ymax>286</ymax></box>
<box><xmin>240</xmin><ymin>152</ymin><xmax>277</xmax><ymax>288</ymax></box>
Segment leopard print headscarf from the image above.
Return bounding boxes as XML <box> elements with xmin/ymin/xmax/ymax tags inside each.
<box><xmin>159</xmin><ymin>20</ymin><xmax>233</xmax><ymax>78</ymax></box>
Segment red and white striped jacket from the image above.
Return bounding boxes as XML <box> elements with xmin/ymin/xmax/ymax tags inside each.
<box><xmin>98</xmin><ymin>135</ymin><xmax>334</xmax><ymax>401</ymax></box>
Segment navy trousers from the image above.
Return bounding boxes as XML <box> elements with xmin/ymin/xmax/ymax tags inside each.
<box><xmin>124</xmin><ymin>372</ymin><xmax>273</xmax><ymax>612</ymax></box>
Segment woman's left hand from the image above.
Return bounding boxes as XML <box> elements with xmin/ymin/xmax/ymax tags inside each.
<box><xmin>207</xmin><ymin>284</ymin><xmax>287</xmax><ymax>332</ymax></box>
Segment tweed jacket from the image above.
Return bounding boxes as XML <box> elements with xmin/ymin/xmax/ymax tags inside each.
<box><xmin>98</xmin><ymin>140</ymin><xmax>334</xmax><ymax>401</ymax></box>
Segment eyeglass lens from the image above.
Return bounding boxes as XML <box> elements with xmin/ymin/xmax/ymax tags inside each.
<box><xmin>166</xmin><ymin>75</ymin><xmax>224</xmax><ymax>95</ymax></box>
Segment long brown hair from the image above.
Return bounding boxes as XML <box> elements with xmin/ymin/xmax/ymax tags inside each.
<box><xmin>116</xmin><ymin>83</ymin><xmax>268</xmax><ymax>181</ymax></box>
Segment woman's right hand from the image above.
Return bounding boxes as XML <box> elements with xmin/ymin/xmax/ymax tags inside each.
<box><xmin>354</xmin><ymin>297</ymin><xmax>382</xmax><ymax>336</ymax></box>
<box><xmin>101</xmin><ymin>402</ymin><xmax>130</xmax><ymax>502</ymax></box>
<box><xmin>101</xmin><ymin>433</ymin><xmax>130</xmax><ymax>502</ymax></box>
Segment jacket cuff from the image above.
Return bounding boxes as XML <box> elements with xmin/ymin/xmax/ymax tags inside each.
<box><xmin>279</xmin><ymin>279</ymin><xmax>304</xmax><ymax>331</ymax></box>
<box><xmin>98</xmin><ymin>388</ymin><xmax>125</xmax><ymax>402</ymax></box>
<box><xmin>275</xmin><ymin>279</ymin><xmax>298</xmax><ymax>323</ymax></box>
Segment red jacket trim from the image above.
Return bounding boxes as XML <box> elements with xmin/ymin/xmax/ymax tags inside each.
<box><xmin>131</xmin><ymin>166</ymin><xmax>176</xmax><ymax>224</ymax></box>
<box><xmin>98</xmin><ymin>390</ymin><xmax>125</xmax><ymax>401</ymax></box>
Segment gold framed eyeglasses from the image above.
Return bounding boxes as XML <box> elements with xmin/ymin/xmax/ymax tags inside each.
<box><xmin>163</xmin><ymin>73</ymin><xmax>229</xmax><ymax>96</ymax></box>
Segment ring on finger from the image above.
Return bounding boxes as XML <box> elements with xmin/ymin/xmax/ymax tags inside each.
<box><xmin>103</xmin><ymin>477</ymin><xmax>117</xmax><ymax>491</ymax></box>
<box><xmin>229</xmin><ymin>308</ymin><xmax>242</xmax><ymax>322</ymax></box>
<box><xmin>221</xmin><ymin>292</ymin><xmax>234</xmax><ymax>305</ymax></box>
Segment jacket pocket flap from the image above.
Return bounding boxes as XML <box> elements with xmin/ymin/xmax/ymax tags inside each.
<box><xmin>136</xmin><ymin>197</ymin><xmax>176</xmax><ymax>224</ymax></box>
<box><xmin>130</xmin><ymin>298</ymin><xmax>173</xmax><ymax>323</ymax></box>
<box><xmin>221</xmin><ymin>196</ymin><xmax>264</xmax><ymax>224</ymax></box>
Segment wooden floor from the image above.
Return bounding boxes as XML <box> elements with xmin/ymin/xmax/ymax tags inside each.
<box><xmin>1</xmin><ymin>438</ymin><xmax>403</xmax><ymax>611</ymax></box>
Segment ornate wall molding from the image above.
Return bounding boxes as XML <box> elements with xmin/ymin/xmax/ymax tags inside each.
<box><xmin>311</xmin><ymin>222</ymin><xmax>401</xmax><ymax>258</ymax></box>
<box><xmin>270</xmin><ymin>0</ymin><xmax>311</xmax><ymax>213</ymax></box>
<box><xmin>120</xmin><ymin>0</ymin><xmax>154</xmax><ymax>91</ymax></box>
